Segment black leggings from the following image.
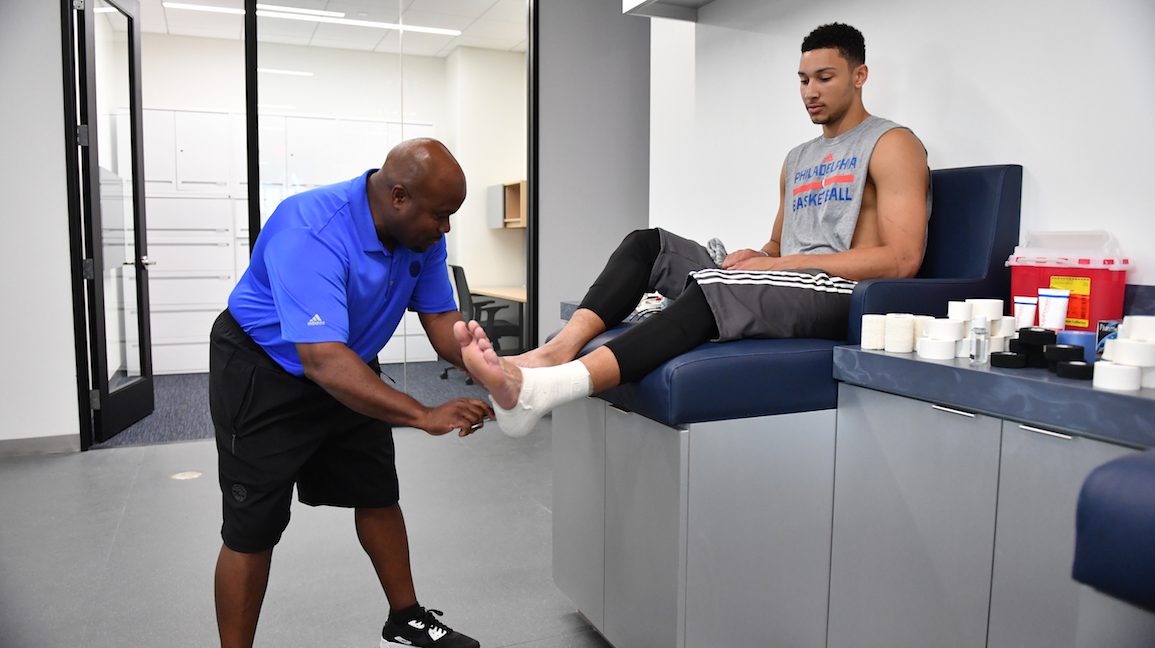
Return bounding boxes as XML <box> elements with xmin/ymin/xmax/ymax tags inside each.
<box><xmin>578</xmin><ymin>229</ymin><xmax>719</xmax><ymax>383</ymax></box>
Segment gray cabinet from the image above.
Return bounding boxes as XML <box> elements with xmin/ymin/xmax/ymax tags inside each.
<box><xmin>552</xmin><ymin>397</ymin><xmax>607</xmax><ymax>630</ymax></box>
<box><xmin>828</xmin><ymin>384</ymin><xmax>1002</xmax><ymax>648</ymax></box>
<box><xmin>603</xmin><ymin>404</ymin><xmax>688</xmax><ymax>648</ymax></box>
<box><xmin>987</xmin><ymin>422</ymin><xmax>1134</xmax><ymax>648</ymax></box>
<box><xmin>684</xmin><ymin>410</ymin><xmax>835</xmax><ymax>648</ymax></box>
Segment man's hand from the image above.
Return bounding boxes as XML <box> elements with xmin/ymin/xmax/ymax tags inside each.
<box><xmin>721</xmin><ymin>248</ymin><xmax>766</xmax><ymax>269</ymax></box>
<box><xmin>418</xmin><ymin>398</ymin><xmax>495</xmax><ymax>437</ymax></box>
<box><xmin>730</xmin><ymin>255</ymin><xmax>782</xmax><ymax>271</ymax></box>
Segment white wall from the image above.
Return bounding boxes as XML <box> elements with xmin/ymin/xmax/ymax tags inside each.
<box><xmin>0</xmin><ymin>0</ymin><xmax>80</xmax><ymax>443</ymax></box>
<box><xmin>649</xmin><ymin>0</ymin><xmax>1155</xmax><ymax>285</ymax></box>
<box><xmin>443</xmin><ymin>47</ymin><xmax>527</xmax><ymax>288</ymax></box>
<box><xmin>537</xmin><ymin>0</ymin><xmax>651</xmax><ymax>338</ymax></box>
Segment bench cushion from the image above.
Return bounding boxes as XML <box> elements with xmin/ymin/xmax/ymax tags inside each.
<box><xmin>1072</xmin><ymin>449</ymin><xmax>1155</xmax><ymax>613</ymax></box>
<box><xmin>578</xmin><ymin>326</ymin><xmax>840</xmax><ymax>426</ymax></box>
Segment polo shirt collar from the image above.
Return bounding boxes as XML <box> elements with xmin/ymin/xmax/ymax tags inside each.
<box><xmin>353</xmin><ymin>169</ymin><xmax>387</xmax><ymax>253</ymax></box>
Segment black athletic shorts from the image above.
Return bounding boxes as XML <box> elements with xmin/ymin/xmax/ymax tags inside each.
<box><xmin>209</xmin><ymin>309</ymin><xmax>399</xmax><ymax>554</ymax></box>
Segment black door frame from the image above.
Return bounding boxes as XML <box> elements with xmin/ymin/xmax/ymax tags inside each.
<box><xmin>62</xmin><ymin>0</ymin><xmax>155</xmax><ymax>449</ymax></box>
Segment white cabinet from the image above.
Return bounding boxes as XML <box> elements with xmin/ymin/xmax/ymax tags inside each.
<box><xmin>143</xmin><ymin>109</ymin><xmax>175</xmax><ymax>188</ymax></box>
<box><xmin>375</xmin><ymin>312</ymin><xmax>438</xmax><ymax>365</ymax></box>
<box><xmin>174</xmin><ymin>111</ymin><xmax>230</xmax><ymax>191</ymax></box>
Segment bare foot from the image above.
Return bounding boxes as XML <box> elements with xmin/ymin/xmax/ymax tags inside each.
<box><xmin>507</xmin><ymin>347</ymin><xmax>562</xmax><ymax>369</ymax></box>
<box><xmin>454</xmin><ymin>320</ymin><xmax>522</xmax><ymax>409</ymax></box>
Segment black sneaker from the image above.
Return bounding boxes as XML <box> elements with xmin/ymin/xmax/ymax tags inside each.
<box><xmin>380</xmin><ymin>607</ymin><xmax>480</xmax><ymax>648</ymax></box>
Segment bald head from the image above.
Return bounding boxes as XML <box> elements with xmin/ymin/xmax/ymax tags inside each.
<box><xmin>368</xmin><ymin>138</ymin><xmax>467</xmax><ymax>252</ymax></box>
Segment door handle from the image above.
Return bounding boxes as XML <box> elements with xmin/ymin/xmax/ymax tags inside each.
<box><xmin>123</xmin><ymin>257</ymin><xmax>158</xmax><ymax>266</ymax></box>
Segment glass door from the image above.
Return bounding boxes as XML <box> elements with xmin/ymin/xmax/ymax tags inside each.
<box><xmin>75</xmin><ymin>0</ymin><xmax>154</xmax><ymax>442</ymax></box>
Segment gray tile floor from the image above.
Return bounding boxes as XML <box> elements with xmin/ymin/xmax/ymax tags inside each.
<box><xmin>0</xmin><ymin>417</ymin><xmax>610</xmax><ymax>648</ymax></box>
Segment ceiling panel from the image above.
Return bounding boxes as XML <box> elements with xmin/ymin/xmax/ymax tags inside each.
<box><xmin>256</xmin><ymin>15</ymin><xmax>318</xmax><ymax>39</ymax></box>
<box><xmin>398</xmin><ymin>9</ymin><xmax>476</xmax><ymax>32</ymax></box>
<box><xmin>139</xmin><ymin>0</ymin><xmax>169</xmax><ymax>33</ymax></box>
<box><xmin>322</xmin><ymin>0</ymin><xmax>402</xmax><ymax>23</ymax></box>
<box><xmin>309</xmin><ymin>25</ymin><xmax>387</xmax><ymax>50</ymax></box>
<box><xmin>165</xmin><ymin>11</ymin><xmax>244</xmax><ymax>39</ymax></box>
<box><xmin>144</xmin><ymin>0</ymin><xmax>524</xmax><ymax>58</ymax></box>
<box><xmin>405</xmin><ymin>0</ymin><xmax>496</xmax><ymax>18</ymax></box>
<box><xmin>460</xmin><ymin>17</ymin><xmax>524</xmax><ymax>41</ymax></box>
<box><xmin>396</xmin><ymin>31</ymin><xmax>457</xmax><ymax>56</ymax></box>
<box><xmin>481</xmin><ymin>0</ymin><xmax>527</xmax><ymax>23</ymax></box>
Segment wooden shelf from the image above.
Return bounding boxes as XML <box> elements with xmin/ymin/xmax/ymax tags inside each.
<box><xmin>489</xmin><ymin>180</ymin><xmax>527</xmax><ymax>229</ymax></box>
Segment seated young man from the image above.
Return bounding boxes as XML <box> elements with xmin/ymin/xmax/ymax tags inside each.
<box><xmin>458</xmin><ymin>22</ymin><xmax>932</xmax><ymax>437</ymax></box>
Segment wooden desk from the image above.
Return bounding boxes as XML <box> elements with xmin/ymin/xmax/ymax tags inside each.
<box><xmin>470</xmin><ymin>286</ymin><xmax>526</xmax><ymax>303</ymax></box>
<box><xmin>470</xmin><ymin>286</ymin><xmax>528</xmax><ymax>353</ymax></box>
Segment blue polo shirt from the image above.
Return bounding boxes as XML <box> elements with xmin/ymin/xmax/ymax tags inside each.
<box><xmin>228</xmin><ymin>170</ymin><xmax>457</xmax><ymax>376</ymax></box>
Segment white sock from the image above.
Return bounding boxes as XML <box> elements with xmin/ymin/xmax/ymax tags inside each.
<box><xmin>493</xmin><ymin>361</ymin><xmax>592</xmax><ymax>438</ymax></box>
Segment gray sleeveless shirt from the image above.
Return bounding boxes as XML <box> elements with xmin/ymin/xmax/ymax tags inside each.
<box><xmin>781</xmin><ymin>115</ymin><xmax>929</xmax><ymax>256</ymax></box>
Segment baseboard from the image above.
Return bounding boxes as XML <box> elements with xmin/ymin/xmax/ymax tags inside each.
<box><xmin>0</xmin><ymin>434</ymin><xmax>80</xmax><ymax>458</ymax></box>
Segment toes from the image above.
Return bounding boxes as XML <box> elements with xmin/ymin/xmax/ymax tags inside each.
<box><xmin>453</xmin><ymin>320</ymin><xmax>472</xmax><ymax>346</ymax></box>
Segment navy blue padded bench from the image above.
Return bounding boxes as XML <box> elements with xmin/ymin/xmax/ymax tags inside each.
<box><xmin>1074</xmin><ymin>448</ymin><xmax>1155</xmax><ymax>613</ymax></box>
<box><xmin>551</xmin><ymin>165</ymin><xmax>1024</xmax><ymax>648</ymax></box>
<box><xmin>585</xmin><ymin>164</ymin><xmax>1024</xmax><ymax>425</ymax></box>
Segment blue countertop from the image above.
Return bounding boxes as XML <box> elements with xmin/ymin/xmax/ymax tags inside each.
<box><xmin>833</xmin><ymin>347</ymin><xmax>1155</xmax><ymax>449</ymax></box>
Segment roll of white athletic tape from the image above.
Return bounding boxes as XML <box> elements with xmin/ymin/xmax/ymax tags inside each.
<box><xmin>1093</xmin><ymin>362</ymin><xmax>1142</xmax><ymax>391</ymax></box>
<box><xmin>1124</xmin><ymin>315</ymin><xmax>1155</xmax><ymax>341</ymax></box>
<box><xmin>997</xmin><ymin>316</ymin><xmax>1017</xmax><ymax>338</ymax></box>
<box><xmin>861</xmin><ymin>314</ymin><xmax>886</xmax><ymax>350</ymax></box>
<box><xmin>1103</xmin><ymin>338</ymin><xmax>1117</xmax><ymax>361</ymax></box>
<box><xmin>1142</xmin><ymin>367</ymin><xmax>1155</xmax><ymax>389</ymax></box>
<box><xmin>884</xmin><ymin>314</ymin><xmax>915</xmax><ymax>353</ymax></box>
<box><xmin>912</xmin><ymin>315</ymin><xmax>935</xmax><ymax>340</ymax></box>
<box><xmin>990</xmin><ymin>336</ymin><xmax>1007</xmax><ymax>353</ymax></box>
<box><xmin>967</xmin><ymin>299</ymin><xmax>1005</xmax><ymax>323</ymax></box>
<box><xmin>956</xmin><ymin>338</ymin><xmax>971</xmax><ymax>358</ymax></box>
<box><xmin>1111</xmin><ymin>339</ymin><xmax>1155</xmax><ymax>367</ymax></box>
<box><xmin>925</xmin><ymin>318</ymin><xmax>966</xmax><ymax>341</ymax></box>
<box><xmin>948</xmin><ymin>301</ymin><xmax>973</xmax><ymax>322</ymax></box>
<box><xmin>916</xmin><ymin>337</ymin><xmax>956</xmax><ymax>360</ymax></box>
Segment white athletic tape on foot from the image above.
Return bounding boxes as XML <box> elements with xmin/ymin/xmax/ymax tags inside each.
<box><xmin>494</xmin><ymin>361</ymin><xmax>592</xmax><ymax>438</ymax></box>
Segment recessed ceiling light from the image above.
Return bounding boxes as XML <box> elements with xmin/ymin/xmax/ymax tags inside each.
<box><xmin>255</xmin><ymin>10</ymin><xmax>461</xmax><ymax>37</ymax></box>
<box><xmin>255</xmin><ymin>3</ymin><xmax>344</xmax><ymax>18</ymax></box>
<box><xmin>258</xmin><ymin>67</ymin><xmax>314</xmax><ymax>77</ymax></box>
<box><xmin>162</xmin><ymin>2</ymin><xmax>245</xmax><ymax>15</ymax></box>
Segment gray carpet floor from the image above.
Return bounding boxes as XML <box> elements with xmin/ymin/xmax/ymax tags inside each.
<box><xmin>94</xmin><ymin>362</ymin><xmax>491</xmax><ymax>449</ymax></box>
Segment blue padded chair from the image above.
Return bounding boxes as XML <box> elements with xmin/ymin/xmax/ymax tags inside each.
<box><xmin>578</xmin><ymin>164</ymin><xmax>1023</xmax><ymax>426</ymax></box>
<box><xmin>1072</xmin><ymin>449</ymin><xmax>1155</xmax><ymax>613</ymax></box>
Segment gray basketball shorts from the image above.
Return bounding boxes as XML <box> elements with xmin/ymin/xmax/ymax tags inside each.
<box><xmin>651</xmin><ymin>228</ymin><xmax>858</xmax><ymax>341</ymax></box>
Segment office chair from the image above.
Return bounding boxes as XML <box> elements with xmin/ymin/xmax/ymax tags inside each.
<box><xmin>440</xmin><ymin>265</ymin><xmax>523</xmax><ymax>382</ymax></box>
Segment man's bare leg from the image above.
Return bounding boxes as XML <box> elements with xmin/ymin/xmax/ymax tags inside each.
<box><xmin>215</xmin><ymin>545</ymin><xmax>272</xmax><ymax>648</ymax></box>
<box><xmin>355</xmin><ymin>505</ymin><xmax>418</xmax><ymax>612</ymax></box>
<box><xmin>455</xmin><ymin>320</ymin><xmax>620</xmax><ymax>436</ymax></box>
<box><xmin>509</xmin><ymin>308</ymin><xmax>608</xmax><ymax>369</ymax></box>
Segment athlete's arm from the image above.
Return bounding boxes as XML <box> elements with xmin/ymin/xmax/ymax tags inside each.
<box><xmin>722</xmin><ymin>162</ymin><xmax>787</xmax><ymax>268</ymax></box>
<box><xmin>731</xmin><ymin>130</ymin><xmax>929</xmax><ymax>280</ymax></box>
<box><xmin>297</xmin><ymin>341</ymin><xmax>492</xmax><ymax>436</ymax></box>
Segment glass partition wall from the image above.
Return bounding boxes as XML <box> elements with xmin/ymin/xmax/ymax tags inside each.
<box><xmin>251</xmin><ymin>0</ymin><xmax>529</xmax><ymax>389</ymax></box>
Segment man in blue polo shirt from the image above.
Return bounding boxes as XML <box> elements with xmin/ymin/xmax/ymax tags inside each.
<box><xmin>209</xmin><ymin>139</ymin><xmax>491</xmax><ymax>648</ymax></box>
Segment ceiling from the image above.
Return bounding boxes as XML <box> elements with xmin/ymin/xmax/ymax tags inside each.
<box><xmin>136</xmin><ymin>0</ymin><xmax>528</xmax><ymax>57</ymax></box>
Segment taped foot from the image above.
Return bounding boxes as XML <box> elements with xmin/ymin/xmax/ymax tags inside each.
<box><xmin>493</xmin><ymin>362</ymin><xmax>592</xmax><ymax>438</ymax></box>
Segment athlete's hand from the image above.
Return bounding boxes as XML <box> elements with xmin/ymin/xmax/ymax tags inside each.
<box><xmin>419</xmin><ymin>398</ymin><xmax>495</xmax><ymax>437</ymax></box>
<box><xmin>721</xmin><ymin>248</ymin><xmax>765</xmax><ymax>269</ymax></box>
<box><xmin>730</xmin><ymin>255</ymin><xmax>780</xmax><ymax>271</ymax></box>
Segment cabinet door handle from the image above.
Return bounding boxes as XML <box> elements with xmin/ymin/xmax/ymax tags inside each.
<box><xmin>1018</xmin><ymin>424</ymin><xmax>1073</xmax><ymax>440</ymax></box>
<box><xmin>931</xmin><ymin>404</ymin><xmax>975</xmax><ymax>418</ymax></box>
